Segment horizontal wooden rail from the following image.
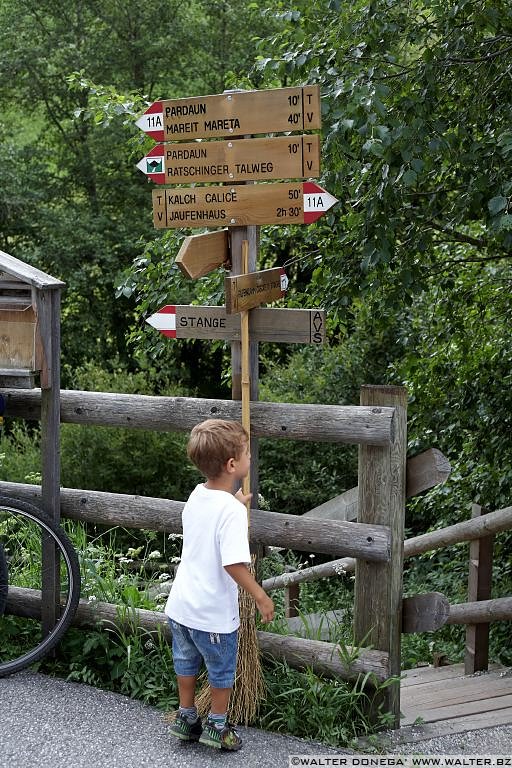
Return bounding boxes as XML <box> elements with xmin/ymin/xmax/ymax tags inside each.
<box><xmin>404</xmin><ymin>505</ymin><xmax>512</xmax><ymax>555</ymax></box>
<box><xmin>263</xmin><ymin>504</ymin><xmax>512</xmax><ymax>591</ymax></box>
<box><xmin>2</xmin><ymin>388</ymin><xmax>395</xmax><ymax>446</ymax></box>
<box><xmin>0</xmin><ymin>482</ymin><xmax>391</xmax><ymax>561</ymax></box>
<box><xmin>447</xmin><ymin>597</ymin><xmax>512</xmax><ymax>625</ymax></box>
<box><xmin>5</xmin><ymin>587</ymin><xmax>389</xmax><ymax>683</ymax></box>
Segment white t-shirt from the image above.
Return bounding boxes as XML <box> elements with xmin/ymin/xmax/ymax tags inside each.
<box><xmin>165</xmin><ymin>483</ymin><xmax>251</xmax><ymax>633</ymax></box>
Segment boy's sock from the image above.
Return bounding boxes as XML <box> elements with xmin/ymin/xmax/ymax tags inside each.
<box><xmin>179</xmin><ymin>705</ymin><xmax>199</xmax><ymax>723</ymax></box>
<box><xmin>207</xmin><ymin>712</ymin><xmax>227</xmax><ymax>728</ymax></box>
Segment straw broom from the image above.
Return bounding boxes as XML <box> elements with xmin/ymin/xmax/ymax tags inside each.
<box><xmin>194</xmin><ymin>239</ymin><xmax>266</xmax><ymax>725</ymax></box>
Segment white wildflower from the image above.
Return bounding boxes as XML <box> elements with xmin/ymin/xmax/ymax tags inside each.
<box><xmin>148</xmin><ymin>550</ymin><xmax>161</xmax><ymax>560</ymax></box>
<box><xmin>127</xmin><ymin>546</ymin><xmax>142</xmax><ymax>558</ymax></box>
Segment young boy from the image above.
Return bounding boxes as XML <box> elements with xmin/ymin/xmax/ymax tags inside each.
<box><xmin>165</xmin><ymin>418</ymin><xmax>275</xmax><ymax>751</ymax></box>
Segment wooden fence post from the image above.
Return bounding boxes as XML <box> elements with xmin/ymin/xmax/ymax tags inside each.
<box><xmin>284</xmin><ymin>565</ymin><xmax>300</xmax><ymax>618</ymax></box>
<box><xmin>37</xmin><ymin>286</ymin><xmax>62</xmax><ymax>638</ymax></box>
<box><xmin>354</xmin><ymin>385</ymin><xmax>407</xmax><ymax>728</ymax></box>
<box><xmin>465</xmin><ymin>503</ymin><xmax>494</xmax><ymax>674</ymax></box>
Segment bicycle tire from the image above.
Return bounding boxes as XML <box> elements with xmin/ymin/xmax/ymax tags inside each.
<box><xmin>0</xmin><ymin>495</ymin><xmax>81</xmax><ymax>677</ymax></box>
<box><xmin>0</xmin><ymin>542</ymin><xmax>7</xmax><ymax>617</ymax></box>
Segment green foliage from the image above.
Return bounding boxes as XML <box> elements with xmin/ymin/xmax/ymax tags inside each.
<box><xmin>46</xmin><ymin>618</ymin><xmax>179</xmax><ymax>709</ymax></box>
<box><xmin>0</xmin><ymin>423</ymin><xmax>42</xmax><ymax>484</ymax></box>
<box><xmin>256</xmin><ymin>0</ymin><xmax>512</xmax><ymax>301</ymax></box>
<box><xmin>258</xmin><ymin>660</ymin><xmax>393</xmax><ymax>746</ymax></box>
<box><xmin>0</xmin><ymin>0</ymin><xmax>282</xmax><ymax>376</ymax></box>
<box><xmin>59</xmin><ymin>363</ymin><xmax>199</xmax><ymax>499</ymax></box>
<box><xmin>0</xmin><ymin>0</ymin><xmax>511</xmax><ymax>740</ymax></box>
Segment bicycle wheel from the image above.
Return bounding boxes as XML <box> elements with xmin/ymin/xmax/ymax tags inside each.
<box><xmin>0</xmin><ymin>495</ymin><xmax>81</xmax><ymax>676</ymax></box>
<box><xmin>0</xmin><ymin>542</ymin><xmax>7</xmax><ymax>617</ymax></box>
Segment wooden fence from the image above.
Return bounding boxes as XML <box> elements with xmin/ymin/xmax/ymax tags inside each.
<box><xmin>2</xmin><ymin>383</ymin><xmax>407</xmax><ymax>725</ymax></box>
<box><xmin>263</xmin><ymin>500</ymin><xmax>512</xmax><ymax>675</ymax></box>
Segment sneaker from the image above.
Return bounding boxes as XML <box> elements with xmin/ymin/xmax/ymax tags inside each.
<box><xmin>169</xmin><ymin>711</ymin><xmax>203</xmax><ymax>742</ymax></box>
<box><xmin>199</xmin><ymin>718</ymin><xmax>242</xmax><ymax>751</ymax></box>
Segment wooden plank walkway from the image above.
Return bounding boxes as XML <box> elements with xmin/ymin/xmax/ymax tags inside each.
<box><xmin>394</xmin><ymin>663</ymin><xmax>512</xmax><ymax>744</ymax></box>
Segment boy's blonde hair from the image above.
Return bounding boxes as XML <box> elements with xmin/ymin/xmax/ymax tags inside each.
<box><xmin>187</xmin><ymin>419</ymin><xmax>249</xmax><ymax>479</ymax></box>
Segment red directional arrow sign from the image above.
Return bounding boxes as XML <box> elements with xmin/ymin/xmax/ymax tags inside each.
<box><xmin>152</xmin><ymin>181</ymin><xmax>338</xmax><ymax>229</ymax></box>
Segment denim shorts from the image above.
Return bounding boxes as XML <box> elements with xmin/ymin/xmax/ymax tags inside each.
<box><xmin>168</xmin><ymin>619</ymin><xmax>238</xmax><ymax>689</ymax></box>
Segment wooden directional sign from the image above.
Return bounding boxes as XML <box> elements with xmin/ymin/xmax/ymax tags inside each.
<box><xmin>175</xmin><ymin>230</ymin><xmax>229</xmax><ymax>279</ymax></box>
<box><xmin>152</xmin><ymin>182</ymin><xmax>338</xmax><ymax>229</ymax></box>
<box><xmin>136</xmin><ymin>86</ymin><xmax>321</xmax><ymax>142</ymax></box>
<box><xmin>225</xmin><ymin>268</ymin><xmax>288</xmax><ymax>315</ymax></box>
<box><xmin>146</xmin><ymin>305</ymin><xmax>326</xmax><ymax>344</ymax></box>
<box><xmin>137</xmin><ymin>134</ymin><xmax>321</xmax><ymax>185</ymax></box>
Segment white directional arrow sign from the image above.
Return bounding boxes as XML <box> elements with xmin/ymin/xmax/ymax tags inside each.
<box><xmin>146</xmin><ymin>305</ymin><xmax>326</xmax><ymax>344</ymax></box>
<box><xmin>302</xmin><ymin>182</ymin><xmax>338</xmax><ymax>224</ymax></box>
<box><xmin>152</xmin><ymin>181</ymin><xmax>338</xmax><ymax>229</ymax></box>
<box><xmin>146</xmin><ymin>305</ymin><xmax>178</xmax><ymax>338</ymax></box>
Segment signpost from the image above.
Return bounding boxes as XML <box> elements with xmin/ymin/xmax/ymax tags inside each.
<box><xmin>137</xmin><ymin>83</ymin><xmax>335</xmax><ymax>723</ymax></box>
<box><xmin>152</xmin><ymin>181</ymin><xmax>338</xmax><ymax>229</ymax></box>
<box><xmin>136</xmin><ymin>134</ymin><xmax>321</xmax><ymax>185</ymax></box>
<box><xmin>225</xmin><ymin>268</ymin><xmax>288</xmax><ymax>314</ymax></box>
<box><xmin>136</xmin><ymin>85</ymin><xmax>321</xmax><ymax>142</ymax></box>
<box><xmin>175</xmin><ymin>230</ymin><xmax>229</xmax><ymax>279</ymax></box>
<box><xmin>146</xmin><ymin>305</ymin><xmax>326</xmax><ymax>345</ymax></box>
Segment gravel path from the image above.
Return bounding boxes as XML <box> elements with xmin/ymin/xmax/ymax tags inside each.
<box><xmin>380</xmin><ymin>725</ymin><xmax>512</xmax><ymax>755</ymax></box>
<box><xmin>1</xmin><ymin>671</ymin><xmax>510</xmax><ymax>767</ymax></box>
<box><xmin>0</xmin><ymin>671</ymin><xmax>344</xmax><ymax>768</ymax></box>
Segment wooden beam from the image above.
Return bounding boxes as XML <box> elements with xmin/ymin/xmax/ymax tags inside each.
<box><xmin>0</xmin><ymin>481</ymin><xmax>391</xmax><ymax>561</ymax></box>
<box><xmin>465</xmin><ymin>504</ymin><xmax>494</xmax><ymax>674</ymax></box>
<box><xmin>36</xmin><ymin>287</ymin><xmax>62</xmax><ymax>638</ymax></box>
<box><xmin>402</xmin><ymin>592</ymin><xmax>450</xmax><ymax>633</ymax></box>
<box><xmin>406</xmin><ymin>448</ymin><xmax>451</xmax><ymax>498</ymax></box>
<box><xmin>6</xmin><ymin>586</ymin><xmax>389</xmax><ymax>683</ymax></box>
<box><xmin>448</xmin><ymin>596</ymin><xmax>512</xmax><ymax>625</ymax></box>
<box><xmin>405</xmin><ymin>505</ymin><xmax>512</xmax><ymax>555</ymax></box>
<box><xmin>264</xmin><ymin>504</ymin><xmax>512</xmax><ymax>591</ymax></box>
<box><xmin>2</xmin><ymin>389</ymin><xmax>395</xmax><ymax>446</ymax></box>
